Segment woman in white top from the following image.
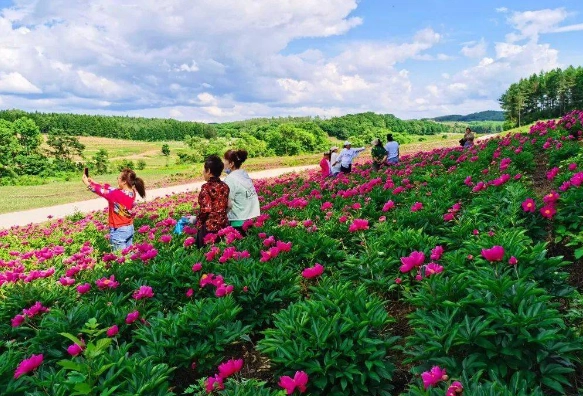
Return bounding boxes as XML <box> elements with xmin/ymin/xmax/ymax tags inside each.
<box><xmin>330</xmin><ymin>146</ymin><xmax>341</xmax><ymax>176</ymax></box>
<box><xmin>223</xmin><ymin>149</ymin><xmax>261</xmax><ymax>235</ymax></box>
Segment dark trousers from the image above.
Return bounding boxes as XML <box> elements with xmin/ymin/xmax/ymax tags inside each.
<box><xmin>340</xmin><ymin>164</ymin><xmax>352</xmax><ymax>174</ymax></box>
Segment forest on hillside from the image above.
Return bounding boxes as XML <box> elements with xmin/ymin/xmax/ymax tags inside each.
<box><xmin>0</xmin><ymin>110</ymin><xmax>449</xmax><ymax>144</ymax></box>
<box><xmin>499</xmin><ymin>66</ymin><xmax>583</xmax><ymax>127</ymax></box>
<box><xmin>432</xmin><ymin>110</ymin><xmax>504</xmax><ymax>122</ymax></box>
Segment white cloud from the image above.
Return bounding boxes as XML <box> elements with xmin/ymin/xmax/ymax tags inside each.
<box><xmin>176</xmin><ymin>61</ymin><xmax>199</xmax><ymax>72</ymax></box>
<box><xmin>461</xmin><ymin>39</ymin><xmax>487</xmax><ymax>58</ymax></box>
<box><xmin>0</xmin><ymin>72</ymin><xmax>41</xmax><ymax>94</ymax></box>
<box><xmin>496</xmin><ymin>7</ymin><xmax>508</xmax><ymax>13</ymax></box>
<box><xmin>505</xmin><ymin>8</ymin><xmax>569</xmax><ymax>42</ymax></box>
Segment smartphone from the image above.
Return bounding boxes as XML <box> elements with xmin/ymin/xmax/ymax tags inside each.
<box><xmin>84</xmin><ymin>167</ymin><xmax>89</xmax><ymax>177</ymax></box>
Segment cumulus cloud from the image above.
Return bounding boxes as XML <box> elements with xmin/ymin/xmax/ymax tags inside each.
<box><xmin>461</xmin><ymin>39</ymin><xmax>487</xmax><ymax>58</ymax></box>
<box><xmin>0</xmin><ymin>72</ymin><xmax>42</xmax><ymax>94</ymax></box>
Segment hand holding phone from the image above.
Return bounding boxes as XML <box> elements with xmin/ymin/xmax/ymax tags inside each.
<box><xmin>84</xmin><ymin>167</ymin><xmax>89</xmax><ymax>177</ymax></box>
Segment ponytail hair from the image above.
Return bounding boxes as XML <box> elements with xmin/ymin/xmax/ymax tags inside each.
<box><xmin>224</xmin><ymin>149</ymin><xmax>248</xmax><ymax>169</ymax></box>
<box><xmin>120</xmin><ymin>168</ymin><xmax>146</xmax><ymax>199</ymax></box>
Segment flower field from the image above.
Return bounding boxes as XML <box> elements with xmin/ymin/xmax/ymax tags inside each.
<box><xmin>1</xmin><ymin>111</ymin><xmax>583</xmax><ymax>395</ymax></box>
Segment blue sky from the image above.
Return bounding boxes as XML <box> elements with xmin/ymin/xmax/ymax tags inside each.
<box><xmin>0</xmin><ymin>0</ymin><xmax>582</xmax><ymax>121</ymax></box>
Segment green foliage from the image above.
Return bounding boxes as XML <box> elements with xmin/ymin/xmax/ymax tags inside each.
<box><xmin>258</xmin><ymin>280</ymin><xmax>398</xmax><ymax>395</ymax></box>
<box><xmin>184</xmin><ymin>378</ymin><xmax>284</xmax><ymax>396</ymax></box>
<box><xmin>133</xmin><ymin>297</ymin><xmax>250</xmax><ymax>372</ymax></box>
<box><xmin>14</xmin><ymin>117</ymin><xmax>42</xmax><ymax>155</ymax></box>
<box><xmin>116</xmin><ymin>159</ymin><xmax>135</xmax><ymax>171</ymax></box>
<box><xmin>136</xmin><ymin>159</ymin><xmax>146</xmax><ymax>170</ymax></box>
<box><xmin>90</xmin><ymin>149</ymin><xmax>109</xmax><ymax>175</ymax></box>
<box><xmin>499</xmin><ymin>66</ymin><xmax>583</xmax><ymax>126</ymax></box>
<box><xmin>161</xmin><ymin>144</ymin><xmax>170</xmax><ymax>157</ymax></box>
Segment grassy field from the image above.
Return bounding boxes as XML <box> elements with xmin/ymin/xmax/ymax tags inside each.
<box><xmin>2</xmin><ymin>133</ymin><xmax>470</xmax><ymax>214</ymax></box>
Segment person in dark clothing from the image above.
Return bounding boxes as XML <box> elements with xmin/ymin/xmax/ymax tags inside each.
<box><xmin>195</xmin><ymin>155</ymin><xmax>230</xmax><ymax>248</ymax></box>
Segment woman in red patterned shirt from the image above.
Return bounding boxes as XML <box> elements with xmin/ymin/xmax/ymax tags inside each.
<box><xmin>83</xmin><ymin>168</ymin><xmax>146</xmax><ymax>251</ymax></box>
<box><xmin>195</xmin><ymin>155</ymin><xmax>230</xmax><ymax>248</ymax></box>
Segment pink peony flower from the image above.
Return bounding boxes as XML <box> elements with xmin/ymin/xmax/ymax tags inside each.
<box><xmin>159</xmin><ymin>234</ymin><xmax>172</xmax><ymax>244</ymax></box>
<box><xmin>338</xmin><ymin>215</ymin><xmax>348</xmax><ymax>223</ymax></box>
<box><xmin>95</xmin><ymin>275</ymin><xmax>119</xmax><ymax>290</ymax></box>
<box><xmin>183</xmin><ymin>237</ymin><xmax>195</xmax><ymax>248</ymax></box>
<box><xmin>320</xmin><ymin>202</ymin><xmax>333</xmax><ymax>210</ymax></box>
<box><xmin>540</xmin><ymin>206</ymin><xmax>557</xmax><ymax>219</ymax></box>
<box><xmin>430</xmin><ymin>246</ymin><xmax>444</xmax><ymax>261</ymax></box>
<box><xmin>481</xmin><ymin>246</ymin><xmax>505</xmax><ymax>262</ymax></box>
<box><xmin>508</xmin><ymin>256</ymin><xmax>518</xmax><ymax>265</ymax></box>
<box><xmin>67</xmin><ymin>342</ymin><xmax>84</xmax><ymax>357</ymax></box>
<box><xmin>348</xmin><ymin>219</ymin><xmax>369</xmax><ymax>232</ymax></box>
<box><xmin>395</xmin><ymin>278</ymin><xmax>402</xmax><ymax>284</ymax></box>
<box><xmin>76</xmin><ymin>283</ymin><xmax>91</xmax><ymax>294</ymax></box>
<box><xmin>217</xmin><ymin>358</ymin><xmax>243</xmax><ymax>378</ymax></box>
<box><xmin>186</xmin><ymin>288</ymin><xmax>194</xmax><ymax>297</ymax></box>
<box><xmin>443</xmin><ymin>213</ymin><xmax>455</xmax><ymax>222</ymax></box>
<box><xmin>424</xmin><ymin>263</ymin><xmax>444</xmax><ymax>277</ymax></box>
<box><xmin>11</xmin><ymin>314</ymin><xmax>25</xmax><ymax>327</ymax></box>
<box><xmin>59</xmin><ymin>276</ymin><xmax>75</xmax><ymax>286</ymax></box>
<box><xmin>279</xmin><ymin>371</ymin><xmax>309</xmax><ymax>395</ymax></box>
<box><xmin>446</xmin><ymin>381</ymin><xmax>464</xmax><ymax>396</ymax></box>
<box><xmin>378</xmin><ymin>216</ymin><xmax>386</xmax><ymax>222</ymax></box>
<box><xmin>410</xmin><ymin>202</ymin><xmax>423</xmax><ymax>212</ymax></box>
<box><xmin>106</xmin><ymin>325</ymin><xmax>119</xmax><ymax>337</ymax></box>
<box><xmin>543</xmin><ymin>191</ymin><xmax>560</xmax><ymax>205</ymax></box>
<box><xmin>215</xmin><ymin>284</ymin><xmax>234</xmax><ymax>297</ymax></box>
<box><xmin>192</xmin><ymin>262</ymin><xmax>202</xmax><ymax>272</ymax></box>
<box><xmin>301</xmin><ymin>263</ymin><xmax>325</xmax><ymax>279</ymax></box>
<box><xmin>125</xmin><ymin>310</ymin><xmax>140</xmax><ymax>324</ymax></box>
<box><xmin>14</xmin><ymin>354</ymin><xmax>44</xmax><ymax>379</ymax></box>
<box><xmin>400</xmin><ymin>251</ymin><xmax>425</xmax><ymax>273</ymax></box>
<box><xmin>421</xmin><ymin>366</ymin><xmax>447</xmax><ymax>389</ymax></box>
<box><xmin>132</xmin><ymin>285</ymin><xmax>154</xmax><ymax>300</ymax></box>
<box><xmin>521</xmin><ymin>198</ymin><xmax>536</xmax><ymax>213</ymax></box>
<box><xmin>205</xmin><ymin>374</ymin><xmax>225</xmax><ymax>393</ymax></box>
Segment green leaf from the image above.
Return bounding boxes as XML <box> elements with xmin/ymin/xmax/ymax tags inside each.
<box><xmin>95</xmin><ymin>338</ymin><xmax>113</xmax><ymax>352</ymax></box>
<box><xmin>57</xmin><ymin>360</ymin><xmax>84</xmax><ymax>372</ymax></box>
<box><xmin>60</xmin><ymin>332</ymin><xmax>83</xmax><ymax>347</ymax></box>
<box><xmin>541</xmin><ymin>377</ymin><xmax>565</xmax><ymax>394</ymax></box>
<box><xmin>72</xmin><ymin>382</ymin><xmax>93</xmax><ymax>395</ymax></box>
<box><xmin>67</xmin><ymin>372</ymin><xmax>87</xmax><ymax>384</ymax></box>
<box><xmin>95</xmin><ymin>363</ymin><xmax>115</xmax><ymax>376</ymax></box>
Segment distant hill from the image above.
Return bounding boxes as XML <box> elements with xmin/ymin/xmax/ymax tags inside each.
<box><xmin>433</xmin><ymin>111</ymin><xmax>504</xmax><ymax>122</ymax></box>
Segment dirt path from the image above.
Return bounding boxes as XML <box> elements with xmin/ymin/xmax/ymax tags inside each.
<box><xmin>0</xmin><ymin>165</ymin><xmax>318</xmax><ymax>229</ymax></box>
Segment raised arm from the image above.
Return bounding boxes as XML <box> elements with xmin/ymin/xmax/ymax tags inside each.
<box><xmin>83</xmin><ymin>174</ymin><xmax>116</xmax><ymax>202</ymax></box>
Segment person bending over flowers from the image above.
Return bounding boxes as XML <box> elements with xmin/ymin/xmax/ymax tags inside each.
<box><xmin>195</xmin><ymin>155</ymin><xmax>230</xmax><ymax>248</ymax></box>
<box><xmin>83</xmin><ymin>168</ymin><xmax>145</xmax><ymax>251</ymax></box>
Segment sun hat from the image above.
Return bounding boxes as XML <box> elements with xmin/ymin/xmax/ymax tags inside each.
<box><xmin>371</xmin><ymin>138</ymin><xmax>380</xmax><ymax>145</ymax></box>
<box><xmin>343</xmin><ymin>141</ymin><xmax>351</xmax><ymax>146</ymax></box>
<box><xmin>330</xmin><ymin>146</ymin><xmax>339</xmax><ymax>151</ymax></box>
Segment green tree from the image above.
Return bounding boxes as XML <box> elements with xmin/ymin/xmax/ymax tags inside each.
<box><xmin>91</xmin><ymin>149</ymin><xmax>109</xmax><ymax>175</ymax></box>
<box><xmin>0</xmin><ymin>120</ymin><xmax>19</xmax><ymax>177</ymax></box>
<box><xmin>161</xmin><ymin>144</ymin><xmax>170</xmax><ymax>157</ymax></box>
<box><xmin>46</xmin><ymin>129</ymin><xmax>85</xmax><ymax>169</ymax></box>
<box><xmin>13</xmin><ymin>117</ymin><xmax>42</xmax><ymax>155</ymax></box>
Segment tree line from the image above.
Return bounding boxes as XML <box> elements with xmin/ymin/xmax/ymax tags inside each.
<box><xmin>499</xmin><ymin>66</ymin><xmax>583</xmax><ymax>128</ymax></box>
<box><xmin>0</xmin><ymin>110</ymin><xmax>449</xmax><ymax>144</ymax></box>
